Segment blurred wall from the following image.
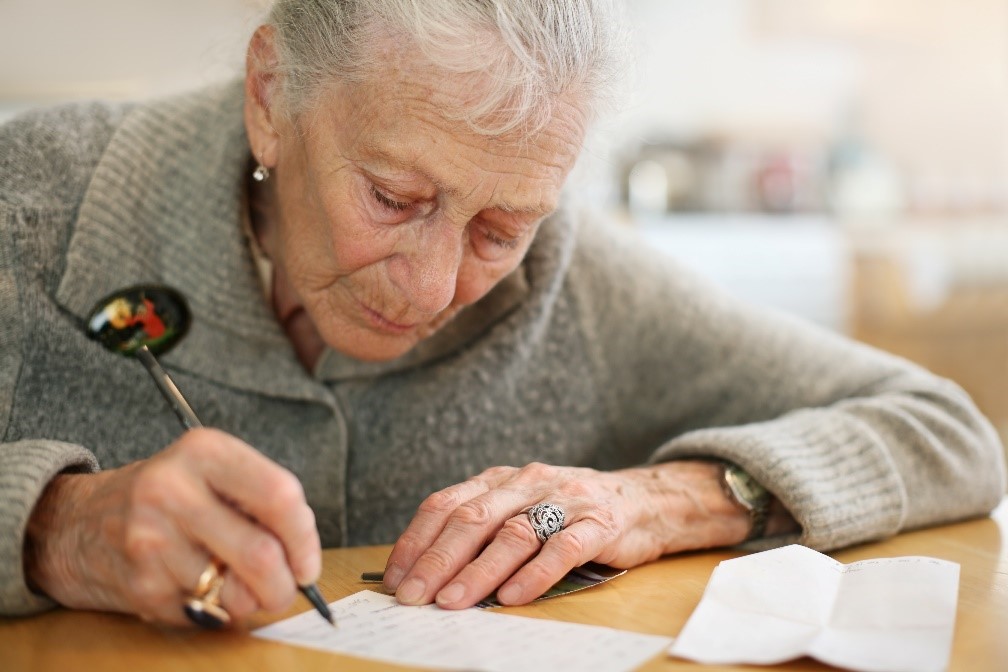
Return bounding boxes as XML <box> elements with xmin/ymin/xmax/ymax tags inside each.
<box><xmin>758</xmin><ymin>0</ymin><xmax>1008</xmax><ymax>210</ymax></box>
<box><xmin>4</xmin><ymin>0</ymin><xmax>1005</xmax><ymax>211</ymax></box>
<box><xmin>0</xmin><ymin>0</ymin><xmax>265</xmax><ymax>119</ymax></box>
<box><xmin>587</xmin><ymin>0</ymin><xmax>1008</xmax><ymax>215</ymax></box>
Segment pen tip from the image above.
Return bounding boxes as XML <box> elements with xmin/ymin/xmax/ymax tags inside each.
<box><xmin>301</xmin><ymin>583</ymin><xmax>336</xmax><ymax>626</ymax></box>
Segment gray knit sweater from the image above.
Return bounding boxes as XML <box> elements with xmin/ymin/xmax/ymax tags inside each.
<box><xmin>1</xmin><ymin>82</ymin><xmax>1005</xmax><ymax>617</ymax></box>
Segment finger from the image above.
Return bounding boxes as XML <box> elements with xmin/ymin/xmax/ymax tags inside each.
<box><xmin>172</xmin><ymin>552</ymin><xmax>263</xmax><ymax>624</ymax></box>
<box><xmin>177</xmin><ymin>480</ymin><xmax>299</xmax><ymax>613</ymax></box>
<box><xmin>434</xmin><ymin>513</ymin><xmax>541</xmax><ymax>609</ymax></box>
<box><xmin>395</xmin><ymin>485</ymin><xmax>541</xmax><ymax>605</ymax></box>
<box><xmin>138</xmin><ymin>605</ymin><xmax>192</xmax><ymax>627</ymax></box>
<box><xmin>495</xmin><ymin>523</ymin><xmax>606</xmax><ymax>606</ymax></box>
<box><xmin>166</xmin><ymin>562</ymin><xmax>258</xmax><ymax>626</ymax></box>
<box><xmin>142</xmin><ymin>557</ymin><xmax>258</xmax><ymax>628</ymax></box>
<box><xmin>142</xmin><ymin>598</ymin><xmax>199</xmax><ymax>628</ymax></box>
<box><xmin>219</xmin><ymin>569</ymin><xmax>260</xmax><ymax>621</ymax></box>
<box><xmin>174</xmin><ymin>429</ymin><xmax>322</xmax><ymax>586</ymax></box>
<box><xmin>133</xmin><ymin>452</ymin><xmax>299</xmax><ymax>615</ymax></box>
<box><xmin>125</xmin><ymin>540</ymin><xmax>206</xmax><ymax>628</ymax></box>
<box><xmin>384</xmin><ymin>467</ymin><xmax>514</xmax><ymax>591</ymax></box>
<box><xmin>393</xmin><ymin>481</ymin><xmax>546</xmax><ymax>605</ymax></box>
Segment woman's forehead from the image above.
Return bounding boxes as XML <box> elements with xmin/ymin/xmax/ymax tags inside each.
<box><xmin>305</xmin><ymin>66</ymin><xmax>586</xmax><ymax>204</ymax></box>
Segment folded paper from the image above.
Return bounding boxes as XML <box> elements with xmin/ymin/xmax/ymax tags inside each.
<box><xmin>669</xmin><ymin>544</ymin><xmax>959</xmax><ymax>672</ymax></box>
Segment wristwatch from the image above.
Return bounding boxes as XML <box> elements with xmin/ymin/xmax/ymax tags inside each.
<box><xmin>720</xmin><ymin>461</ymin><xmax>770</xmax><ymax>542</ymax></box>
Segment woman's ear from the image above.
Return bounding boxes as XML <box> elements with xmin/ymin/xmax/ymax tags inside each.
<box><xmin>244</xmin><ymin>25</ymin><xmax>282</xmax><ymax>169</ymax></box>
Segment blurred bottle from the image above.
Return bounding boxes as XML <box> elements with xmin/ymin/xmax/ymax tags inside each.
<box><xmin>623</xmin><ymin>141</ymin><xmax>702</xmax><ymax>216</ymax></box>
<box><xmin>754</xmin><ymin>152</ymin><xmax>798</xmax><ymax>213</ymax></box>
<box><xmin>827</xmin><ymin>113</ymin><xmax>904</xmax><ymax>220</ymax></box>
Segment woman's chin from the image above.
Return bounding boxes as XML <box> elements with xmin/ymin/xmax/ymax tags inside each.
<box><xmin>319</xmin><ymin>306</ymin><xmax>461</xmax><ymax>362</ymax></box>
<box><xmin>325</xmin><ymin>328</ymin><xmax>421</xmax><ymax>363</ymax></box>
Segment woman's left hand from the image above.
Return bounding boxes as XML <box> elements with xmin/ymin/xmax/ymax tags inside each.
<box><xmin>383</xmin><ymin>460</ymin><xmax>751</xmax><ymax>608</ymax></box>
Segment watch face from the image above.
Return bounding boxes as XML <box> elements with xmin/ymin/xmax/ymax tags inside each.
<box><xmin>725</xmin><ymin>464</ymin><xmax>769</xmax><ymax>509</ymax></box>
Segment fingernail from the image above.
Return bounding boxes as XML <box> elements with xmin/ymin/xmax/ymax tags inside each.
<box><xmin>397</xmin><ymin>577</ymin><xmax>426</xmax><ymax>605</ymax></box>
<box><xmin>497</xmin><ymin>582</ymin><xmax>522</xmax><ymax>605</ymax></box>
<box><xmin>436</xmin><ymin>582</ymin><xmax>465</xmax><ymax>606</ymax></box>
<box><xmin>300</xmin><ymin>557</ymin><xmax>322</xmax><ymax>585</ymax></box>
<box><xmin>384</xmin><ymin>563</ymin><xmax>405</xmax><ymax>590</ymax></box>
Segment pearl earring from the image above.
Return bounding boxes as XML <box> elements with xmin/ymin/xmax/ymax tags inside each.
<box><xmin>252</xmin><ymin>154</ymin><xmax>270</xmax><ymax>182</ymax></box>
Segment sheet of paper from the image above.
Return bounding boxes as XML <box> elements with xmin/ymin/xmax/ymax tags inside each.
<box><xmin>668</xmin><ymin>544</ymin><xmax>960</xmax><ymax>672</ymax></box>
<box><xmin>254</xmin><ymin>590</ymin><xmax>671</xmax><ymax>672</ymax></box>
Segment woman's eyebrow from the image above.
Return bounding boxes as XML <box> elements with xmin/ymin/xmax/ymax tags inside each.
<box><xmin>494</xmin><ymin>199</ymin><xmax>556</xmax><ymax>216</ymax></box>
<box><xmin>358</xmin><ymin>144</ymin><xmax>432</xmax><ymax>180</ymax></box>
<box><xmin>360</xmin><ymin>158</ymin><xmax>431</xmax><ymax>186</ymax></box>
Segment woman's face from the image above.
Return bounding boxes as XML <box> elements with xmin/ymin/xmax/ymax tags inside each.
<box><xmin>254</xmin><ymin>51</ymin><xmax>588</xmax><ymax>362</ymax></box>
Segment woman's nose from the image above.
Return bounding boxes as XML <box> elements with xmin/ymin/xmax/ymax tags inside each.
<box><xmin>393</xmin><ymin>222</ymin><xmax>463</xmax><ymax>315</ymax></box>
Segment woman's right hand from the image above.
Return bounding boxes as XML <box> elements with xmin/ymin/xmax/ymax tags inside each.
<box><xmin>23</xmin><ymin>428</ymin><xmax>322</xmax><ymax>626</ymax></box>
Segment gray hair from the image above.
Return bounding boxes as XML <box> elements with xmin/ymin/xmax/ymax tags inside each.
<box><xmin>265</xmin><ymin>0</ymin><xmax>627</xmax><ymax>135</ymax></box>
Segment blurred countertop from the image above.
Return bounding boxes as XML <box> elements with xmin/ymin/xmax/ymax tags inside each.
<box><xmin>625</xmin><ymin>212</ymin><xmax>1008</xmax><ymax>334</ymax></box>
<box><xmin>627</xmin><ymin>213</ymin><xmax>849</xmax><ymax>331</ymax></box>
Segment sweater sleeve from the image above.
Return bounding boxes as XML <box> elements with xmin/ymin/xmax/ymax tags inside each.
<box><xmin>0</xmin><ymin>203</ymin><xmax>100</xmax><ymax>615</ymax></box>
<box><xmin>0</xmin><ymin>441</ymin><xmax>99</xmax><ymax>615</ymax></box>
<box><xmin>568</xmin><ymin>215</ymin><xmax>1007</xmax><ymax>552</ymax></box>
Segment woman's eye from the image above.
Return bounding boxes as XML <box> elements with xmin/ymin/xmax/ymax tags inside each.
<box><xmin>483</xmin><ymin>229</ymin><xmax>520</xmax><ymax>250</ymax></box>
<box><xmin>370</xmin><ymin>185</ymin><xmax>411</xmax><ymax>212</ymax></box>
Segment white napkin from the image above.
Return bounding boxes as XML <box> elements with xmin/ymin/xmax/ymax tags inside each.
<box><xmin>669</xmin><ymin>544</ymin><xmax>959</xmax><ymax>672</ymax></box>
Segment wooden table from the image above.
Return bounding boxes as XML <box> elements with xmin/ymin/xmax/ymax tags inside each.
<box><xmin>4</xmin><ymin>500</ymin><xmax>1006</xmax><ymax>671</ymax></box>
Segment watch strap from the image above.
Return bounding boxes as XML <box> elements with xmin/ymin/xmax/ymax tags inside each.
<box><xmin>745</xmin><ymin>492</ymin><xmax>769</xmax><ymax>542</ymax></box>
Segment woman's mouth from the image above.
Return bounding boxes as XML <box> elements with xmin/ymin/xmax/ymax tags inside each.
<box><xmin>359</xmin><ymin>302</ymin><xmax>419</xmax><ymax>334</ymax></box>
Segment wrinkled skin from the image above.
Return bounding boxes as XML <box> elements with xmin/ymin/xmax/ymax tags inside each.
<box><xmin>26</xmin><ymin>429</ymin><xmax>321</xmax><ymax>625</ymax></box>
<box><xmin>382</xmin><ymin>461</ymin><xmax>752</xmax><ymax>609</ymax></box>
<box><xmin>25</xmin><ymin>24</ymin><xmax>770</xmax><ymax>626</ymax></box>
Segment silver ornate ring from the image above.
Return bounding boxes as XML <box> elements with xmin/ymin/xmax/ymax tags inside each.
<box><xmin>527</xmin><ymin>502</ymin><xmax>566</xmax><ymax>543</ymax></box>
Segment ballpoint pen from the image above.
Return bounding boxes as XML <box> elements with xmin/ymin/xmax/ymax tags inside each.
<box><xmin>86</xmin><ymin>285</ymin><xmax>335</xmax><ymax>627</ymax></box>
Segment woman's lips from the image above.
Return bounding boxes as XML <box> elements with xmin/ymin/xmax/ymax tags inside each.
<box><xmin>359</xmin><ymin>302</ymin><xmax>418</xmax><ymax>334</ymax></box>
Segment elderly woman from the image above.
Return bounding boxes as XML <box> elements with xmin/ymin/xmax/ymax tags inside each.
<box><xmin>1</xmin><ymin>0</ymin><xmax>1004</xmax><ymax>628</ymax></box>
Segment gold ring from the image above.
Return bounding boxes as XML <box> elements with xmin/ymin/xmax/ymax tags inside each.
<box><xmin>192</xmin><ymin>560</ymin><xmax>223</xmax><ymax>597</ymax></box>
<box><xmin>184</xmin><ymin>559</ymin><xmax>231</xmax><ymax>628</ymax></box>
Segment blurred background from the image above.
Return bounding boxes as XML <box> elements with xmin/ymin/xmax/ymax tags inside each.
<box><xmin>2</xmin><ymin>0</ymin><xmax>1007</xmax><ymax>448</ymax></box>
